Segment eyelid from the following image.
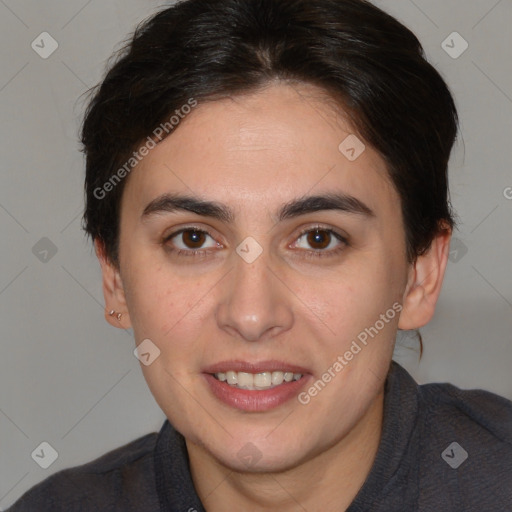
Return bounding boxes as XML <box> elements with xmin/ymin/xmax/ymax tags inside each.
<box><xmin>163</xmin><ymin>224</ymin><xmax>219</xmax><ymax>243</ymax></box>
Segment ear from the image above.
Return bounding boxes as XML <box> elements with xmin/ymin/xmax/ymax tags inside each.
<box><xmin>398</xmin><ymin>225</ymin><xmax>452</xmax><ymax>330</ymax></box>
<box><xmin>95</xmin><ymin>239</ymin><xmax>132</xmax><ymax>329</ymax></box>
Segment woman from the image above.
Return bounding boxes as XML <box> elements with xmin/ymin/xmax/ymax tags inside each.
<box><xmin>8</xmin><ymin>0</ymin><xmax>512</xmax><ymax>510</ymax></box>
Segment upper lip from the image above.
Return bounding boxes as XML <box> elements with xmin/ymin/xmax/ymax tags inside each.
<box><xmin>203</xmin><ymin>360</ymin><xmax>310</xmax><ymax>374</ymax></box>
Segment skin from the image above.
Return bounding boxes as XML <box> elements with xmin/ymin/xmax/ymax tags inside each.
<box><xmin>96</xmin><ymin>82</ymin><xmax>451</xmax><ymax>511</ymax></box>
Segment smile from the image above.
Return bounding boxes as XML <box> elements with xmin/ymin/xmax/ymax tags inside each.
<box><xmin>213</xmin><ymin>371</ymin><xmax>303</xmax><ymax>390</ymax></box>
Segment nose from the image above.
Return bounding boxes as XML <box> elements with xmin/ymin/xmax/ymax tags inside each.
<box><xmin>215</xmin><ymin>248</ymin><xmax>294</xmax><ymax>342</ymax></box>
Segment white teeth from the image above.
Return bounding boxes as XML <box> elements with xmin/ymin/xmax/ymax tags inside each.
<box><xmin>226</xmin><ymin>371</ymin><xmax>237</xmax><ymax>385</ymax></box>
<box><xmin>271</xmin><ymin>371</ymin><xmax>284</xmax><ymax>386</ymax></box>
<box><xmin>214</xmin><ymin>370</ymin><xmax>303</xmax><ymax>390</ymax></box>
<box><xmin>254</xmin><ymin>372</ymin><xmax>272</xmax><ymax>389</ymax></box>
<box><xmin>237</xmin><ymin>372</ymin><xmax>253</xmax><ymax>389</ymax></box>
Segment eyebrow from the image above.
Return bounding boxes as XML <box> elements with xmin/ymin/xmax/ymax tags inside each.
<box><xmin>141</xmin><ymin>192</ymin><xmax>375</xmax><ymax>223</ymax></box>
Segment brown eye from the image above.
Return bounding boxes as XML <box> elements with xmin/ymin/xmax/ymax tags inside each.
<box><xmin>181</xmin><ymin>229</ymin><xmax>207</xmax><ymax>248</ymax></box>
<box><xmin>165</xmin><ymin>228</ymin><xmax>219</xmax><ymax>253</ymax></box>
<box><xmin>293</xmin><ymin>227</ymin><xmax>347</xmax><ymax>257</ymax></box>
<box><xmin>306</xmin><ymin>229</ymin><xmax>332</xmax><ymax>250</ymax></box>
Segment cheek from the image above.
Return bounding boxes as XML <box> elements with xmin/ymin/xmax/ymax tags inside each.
<box><xmin>308</xmin><ymin>263</ymin><xmax>403</xmax><ymax>361</ymax></box>
<box><xmin>122</xmin><ymin>260</ymin><xmax>176</xmax><ymax>330</ymax></box>
<box><xmin>123</xmin><ymin>258</ymin><xmax>216</xmax><ymax>355</ymax></box>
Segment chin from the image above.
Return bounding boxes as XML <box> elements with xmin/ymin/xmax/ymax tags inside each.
<box><xmin>220</xmin><ymin>445</ymin><xmax>306</xmax><ymax>474</ymax></box>
<box><xmin>204</xmin><ymin>429</ymin><xmax>315</xmax><ymax>473</ymax></box>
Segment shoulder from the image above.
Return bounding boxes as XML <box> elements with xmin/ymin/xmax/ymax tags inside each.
<box><xmin>6</xmin><ymin>432</ymin><xmax>159</xmax><ymax>512</ymax></box>
<box><xmin>416</xmin><ymin>378</ymin><xmax>512</xmax><ymax>507</ymax></box>
<box><xmin>418</xmin><ymin>379</ymin><xmax>512</xmax><ymax>442</ymax></box>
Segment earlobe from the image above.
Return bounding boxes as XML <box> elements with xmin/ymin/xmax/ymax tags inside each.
<box><xmin>398</xmin><ymin>226</ymin><xmax>452</xmax><ymax>330</ymax></box>
<box><xmin>94</xmin><ymin>239</ymin><xmax>132</xmax><ymax>329</ymax></box>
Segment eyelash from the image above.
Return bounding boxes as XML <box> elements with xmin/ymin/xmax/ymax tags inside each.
<box><xmin>162</xmin><ymin>225</ymin><xmax>348</xmax><ymax>260</ymax></box>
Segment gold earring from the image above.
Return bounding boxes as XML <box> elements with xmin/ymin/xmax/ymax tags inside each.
<box><xmin>108</xmin><ymin>310</ymin><xmax>123</xmax><ymax>321</ymax></box>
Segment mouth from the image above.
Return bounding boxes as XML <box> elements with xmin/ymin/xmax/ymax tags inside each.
<box><xmin>203</xmin><ymin>361</ymin><xmax>311</xmax><ymax>412</ymax></box>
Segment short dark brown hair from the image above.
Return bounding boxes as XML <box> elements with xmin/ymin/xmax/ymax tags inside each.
<box><xmin>81</xmin><ymin>0</ymin><xmax>459</xmax><ymax>268</ymax></box>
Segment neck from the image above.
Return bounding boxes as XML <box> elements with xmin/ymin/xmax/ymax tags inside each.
<box><xmin>187</xmin><ymin>388</ymin><xmax>384</xmax><ymax>512</ymax></box>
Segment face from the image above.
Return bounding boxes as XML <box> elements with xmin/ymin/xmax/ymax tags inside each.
<box><xmin>113</xmin><ymin>83</ymin><xmax>414</xmax><ymax>472</ymax></box>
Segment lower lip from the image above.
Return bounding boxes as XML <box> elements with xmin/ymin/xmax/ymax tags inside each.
<box><xmin>204</xmin><ymin>374</ymin><xmax>310</xmax><ymax>412</ymax></box>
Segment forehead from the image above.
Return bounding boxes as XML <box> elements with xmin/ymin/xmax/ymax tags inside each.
<box><xmin>122</xmin><ymin>83</ymin><xmax>399</xmax><ymax>221</ymax></box>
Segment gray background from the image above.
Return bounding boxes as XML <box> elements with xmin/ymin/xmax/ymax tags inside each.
<box><xmin>0</xmin><ymin>0</ymin><xmax>511</xmax><ymax>508</ymax></box>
